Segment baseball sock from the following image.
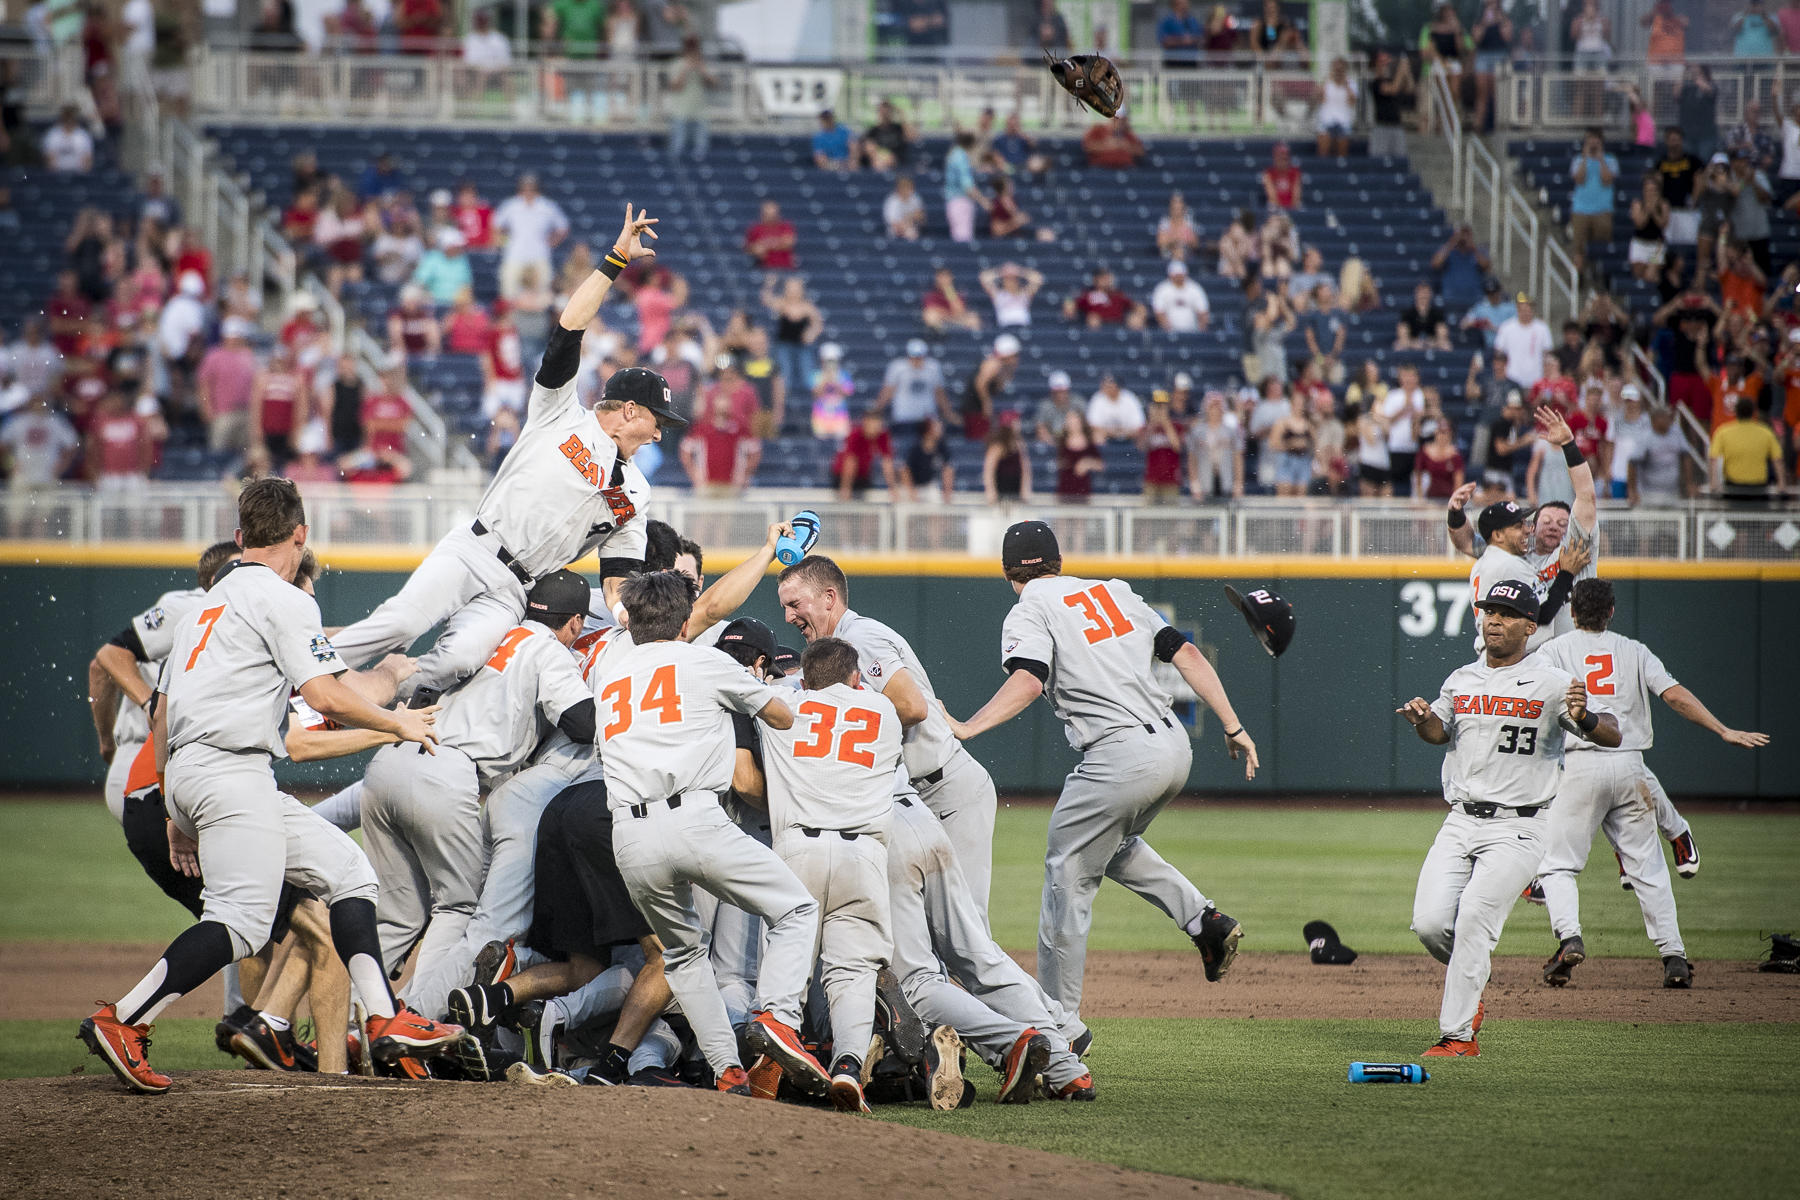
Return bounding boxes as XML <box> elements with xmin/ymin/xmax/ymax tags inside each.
<box><xmin>328</xmin><ymin>898</ymin><xmax>396</xmax><ymax>1020</ymax></box>
<box><xmin>117</xmin><ymin>921</ymin><xmax>238</xmax><ymax>1026</ymax></box>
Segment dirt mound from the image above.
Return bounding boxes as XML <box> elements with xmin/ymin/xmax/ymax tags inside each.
<box><xmin>0</xmin><ymin>1072</ymin><xmax>1274</xmax><ymax>1200</ymax></box>
<box><xmin>1061</xmin><ymin>950</ymin><xmax>1799</xmax><ymax>1023</ymax></box>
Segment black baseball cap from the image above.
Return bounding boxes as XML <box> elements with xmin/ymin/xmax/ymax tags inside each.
<box><xmin>1002</xmin><ymin>520</ymin><xmax>1061</xmax><ymax>571</ymax></box>
<box><xmin>773</xmin><ymin>644</ymin><xmax>803</xmax><ymax>675</ymax></box>
<box><xmin>1476</xmin><ymin>500</ymin><xmax>1533</xmax><ymax>539</ymax></box>
<box><xmin>603</xmin><ymin>366</ymin><xmax>689</xmax><ymax>429</ymax></box>
<box><xmin>1224</xmin><ymin>584</ymin><xmax>1296</xmax><ymax>658</ymax></box>
<box><xmin>717</xmin><ymin>617</ymin><xmax>779</xmax><ymax>666</ymax></box>
<box><xmin>1476</xmin><ymin>579</ymin><xmax>1536</xmax><ymax>620</ymax></box>
<box><xmin>526</xmin><ymin>569</ymin><xmax>590</xmax><ymax>622</ymax></box>
<box><xmin>1303</xmin><ymin>920</ymin><xmax>1358</xmax><ymax>965</ymax></box>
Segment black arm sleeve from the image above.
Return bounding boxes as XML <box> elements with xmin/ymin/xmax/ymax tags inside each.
<box><xmin>108</xmin><ymin>624</ymin><xmax>148</xmax><ymax>661</ymax></box>
<box><xmin>600</xmin><ymin>557</ymin><xmax>643</xmax><ymax>581</ymax></box>
<box><xmin>730</xmin><ymin>711</ymin><xmax>764</xmax><ymax>769</ymax></box>
<box><xmin>1152</xmin><ymin>626</ymin><xmax>1189</xmax><ymax>663</ymax></box>
<box><xmin>556</xmin><ymin>697</ymin><xmax>597</xmax><ymax>745</ymax></box>
<box><xmin>1536</xmin><ymin>570</ymin><xmax>1576</xmax><ymax>627</ymax></box>
<box><xmin>534</xmin><ymin>324</ymin><xmax>584</xmax><ymax>390</ymax></box>
<box><xmin>1003</xmin><ymin>657</ymin><xmax>1050</xmax><ymax>683</ymax></box>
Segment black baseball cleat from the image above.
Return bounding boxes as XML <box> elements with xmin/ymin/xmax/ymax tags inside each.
<box><xmin>997</xmin><ymin>1030</ymin><xmax>1051</xmax><ymax>1105</ymax></box>
<box><xmin>1543</xmin><ymin>936</ymin><xmax>1586</xmax><ymax>987</ymax></box>
<box><xmin>447</xmin><ymin>982</ymin><xmax>513</xmax><ymax>1041</ymax></box>
<box><xmin>214</xmin><ymin>1004</ymin><xmax>258</xmax><ymax>1056</ymax></box>
<box><xmin>1521</xmin><ymin>879</ymin><xmax>1547</xmax><ymax>904</ymax></box>
<box><xmin>454</xmin><ymin>1032</ymin><xmax>523</xmax><ymax>1082</ymax></box>
<box><xmin>1190</xmin><ymin>906</ymin><xmax>1244</xmax><ymax>982</ymax></box>
<box><xmin>1670</xmin><ymin>832</ymin><xmax>1699</xmax><ymax>879</ymax></box>
<box><xmin>473</xmin><ymin>939</ymin><xmax>517</xmax><ymax>986</ymax></box>
<box><xmin>217</xmin><ymin>1007</ymin><xmax>316</xmax><ymax>1072</ymax></box>
<box><xmin>626</xmin><ymin>1064</ymin><xmax>693</xmax><ymax>1088</ymax></box>
<box><xmin>1663</xmin><ymin>956</ymin><xmax>1693</xmax><ymax>989</ymax></box>
<box><xmin>829</xmin><ymin>1055</ymin><xmax>871</xmax><ymax>1113</ymax></box>
<box><xmin>923</xmin><ymin>1024</ymin><xmax>965</xmax><ymax>1112</ymax></box>
<box><xmin>874</xmin><ymin>966</ymin><xmax>929</xmax><ymax>1066</ymax></box>
<box><xmin>515</xmin><ymin>1001</ymin><xmax>564</xmax><ymax>1073</ymax></box>
<box><xmin>1071</xmin><ymin>1027</ymin><xmax>1094</xmax><ymax>1059</ymax></box>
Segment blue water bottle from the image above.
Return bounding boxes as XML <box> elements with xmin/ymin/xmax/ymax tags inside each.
<box><xmin>775</xmin><ymin>510</ymin><xmax>822</xmax><ymax>566</ymax></box>
<box><xmin>1348</xmin><ymin>1062</ymin><xmax>1428</xmax><ymax>1084</ymax></box>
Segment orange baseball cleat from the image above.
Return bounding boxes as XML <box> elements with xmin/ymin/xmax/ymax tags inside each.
<box><xmin>1422</xmin><ymin>1036</ymin><xmax>1480</xmax><ymax>1058</ymax></box>
<box><xmin>746</xmin><ymin>1011</ymin><xmax>830</xmax><ymax>1095</ymax></box>
<box><xmin>717</xmin><ymin>1066</ymin><xmax>752</xmax><ymax>1095</ymax></box>
<box><xmin>367</xmin><ymin>1007</ymin><xmax>463</xmax><ymax>1062</ymax></box>
<box><xmin>80</xmin><ymin>1003</ymin><xmax>172</xmax><ymax>1095</ymax></box>
<box><xmin>746</xmin><ymin>1055</ymin><xmax>784</xmax><ymax>1100</ymax></box>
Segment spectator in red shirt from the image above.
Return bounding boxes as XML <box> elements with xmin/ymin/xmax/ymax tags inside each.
<box><xmin>1413</xmin><ymin>421</ymin><xmax>1466</xmax><ymax>498</ymax></box>
<box><xmin>443</xmin><ymin>287</ymin><xmax>493</xmax><ymax>354</ymax></box>
<box><xmin>59</xmin><ymin>348</ymin><xmax>111</xmax><ymax>431</ymax></box>
<box><xmin>1567</xmin><ymin>379</ymin><xmax>1612</xmax><ymax>465</ymax></box>
<box><xmin>249</xmin><ymin>341</ymin><xmax>313</xmax><ymax>469</ymax></box>
<box><xmin>1082</xmin><ymin>116</ymin><xmax>1145</xmax><ymax>169</ymax></box>
<box><xmin>197</xmin><ymin>319</ymin><xmax>259</xmax><ymax>452</ymax></box>
<box><xmin>395</xmin><ymin>0</ymin><xmax>445</xmax><ymax>54</ymax></box>
<box><xmin>85</xmin><ymin>390</ymin><xmax>150</xmax><ymax>492</ymax></box>
<box><xmin>1262</xmin><ymin>142</ymin><xmax>1303</xmax><ymax>210</ymax></box>
<box><xmin>833</xmin><ymin>407</ymin><xmax>898</xmax><ymax>499</ymax></box>
<box><xmin>680</xmin><ymin>387</ymin><xmax>753</xmax><ymax>498</ymax></box>
<box><xmin>743</xmin><ymin>200</ymin><xmax>798</xmax><ymax>270</ymax></box>
<box><xmin>280</xmin><ymin>291</ymin><xmax>331</xmax><ymax>375</ymax></box>
<box><xmin>387</xmin><ymin>284</ymin><xmax>443</xmax><ymax>361</ymax></box>
<box><xmin>921</xmin><ymin>267</ymin><xmax>983</xmax><ymax>333</ymax></box>
<box><xmin>1062</xmin><ymin>267</ymin><xmax>1148</xmax><ymax>329</ymax></box>
<box><xmin>361</xmin><ymin>362</ymin><xmax>413</xmax><ymax>455</ymax></box>
<box><xmin>44</xmin><ymin>270</ymin><xmax>91</xmax><ymax>356</ymax></box>
<box><xmin>169</xmin><ymin>227</ymin><xmax>214</xmax><ymax>295</ymax></box>
<box><xmin>1528</xmin><ymin>351</ymin><xmax>1577</xmax><ymax>412</ymax></box>
<box><xmin>340</xmin><ymin>446</ymin><xmax>414</xmax><ymax>483</ymax></box>
<box><xmin>282</xmin><ymin>187</ymin><xmax>322</xmax><ymax>247</ymax></box>
<box><xmin>453</xmin><ymin>181</ymin><xmax>495</xmax><ymax>248</ymax></box>
<box><xmin>1138</xmin><ymin>394</ymin><xmax>1185</xmax><ymax>503</ymax></box>
<box><xmin>480</xmin><ymin>303</ymin><xmax>527</xmax><ymax>420</ymax></box>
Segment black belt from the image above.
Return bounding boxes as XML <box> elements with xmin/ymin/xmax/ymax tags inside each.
<box><xmin>910</xmin><ymin>767</ymin><xmax>944</xmax><ymax>789</ymax></box>
<box><xmin>471</xmin><ymin>519</ymin><xmax>534</xmax><ymax>587</ymax></box>
<box><xmin>801</xmin><ymin>827</ymin><xmax>860</xmax><ymax>841</ymax></box>
<box><xmin>1459</xmin><ymin>802</ymin><xmax>1542</xmax><ymax>819</ymax></box>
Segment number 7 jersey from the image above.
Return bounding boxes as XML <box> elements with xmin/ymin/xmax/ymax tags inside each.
<box><xmin>1427</xmin><ymin>656</ymin><xmax>1600</xmax><ymax>809</ymax></box>
<box><xmin>1001</xmin><ymin>575</ymin><xmax>1173</xmax><ymax>750</ymax></box>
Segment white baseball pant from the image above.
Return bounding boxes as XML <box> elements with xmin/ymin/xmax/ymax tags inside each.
<box><xmin>310</xmin><ymin>780</ymin><xmax>364</xmax><ymax>833</ymax></box>
<box><xmin>777</xmin><ymin>829</ymin><xmax>891</xmax><ymax>1070</ymax></box>
<box><xmin>1643</xmin><ymin>766</ymin><xmax>1690</xmax><ymax>843</ymax></box>
<box><xmin>691</xmin><ymin>800</ymin><xmax>770</xmax><ymax>1030</ymax></box>
<box><xmin>164</xmin><ymin>743</ymin><xmax>378</xmax><ymax>959</ymax></box>
<box><xmin>888</xmin><ymin>796</ymin><xmax>1087</xmax><ymax>1090</ymax></box>
<box><xmin>613</xmin><ymin>795</ymin><xmax>819</xmax><ymax>1076</ymax></box>
<box><xmin>915</xmin><ymin>745</ymin><xmax>998</xmax><ymax>925</ymax></box>
<box><xmin>358</xmin><ymin>742</ymin><xmax>485</xmax><ymax>1019</ymax></box>
<box><xmin>1038</xmin><ymin>720</ymin><xmax>1207</xmax><ymax>1022</ymax></box>
<box><xmin>329</xmin><ymin>524</ymin><xmax>528</xmax><ymax>692</ymax></box>
<box><xmin>1412</xmin><ymin>809</ymin><xmax>1546</xmax><ymax>1040</ymax></box>
<box><xmin>1539</xmin><ymin>752</ymin><xmax>1685</xmax><ymax>958</ymax></box>
<box><xmin>103</xmin><ymin>738</ymin><xmax>142</xmax><ymax>823</ymax></box>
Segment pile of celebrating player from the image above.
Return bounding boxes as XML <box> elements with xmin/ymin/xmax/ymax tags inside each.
<box><xmin>76</xmin><ymin>204</ymin><xmax>1767</xmax><ymax>1100</ymax></box>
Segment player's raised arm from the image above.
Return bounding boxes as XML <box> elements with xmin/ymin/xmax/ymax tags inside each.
<box><xmin>1659</xmin><ymin>684</ymin><xmax>1770</xmax><ymax>748</ymax></box>
<box><xmin>1170</xmin><ymin>641</ymin><xmax>1259</xmax><ymax>778</ymax></box>
<box><xmin>556</xmin><ymin>203</ymin><xmax>658</xmax><ymax>334</ymax></box>
<box><xmin>686</xmin><ymin>522</ymin><xmax>794</xmax><ymax>642</ymax></box>
<box><xmin>1445</xmin><ymin>480</ymin><xmax>1480</xmax><ymax>558</ymax></box>
<box><xmin>754</xmin><ymin>694</ymin><xmax>794</xmax><ymax>730</ymax></box>
<box><xmin>1536</xmin><ymin>406</ymin><xmax>1597</xmax><ymax>532</ymax></box>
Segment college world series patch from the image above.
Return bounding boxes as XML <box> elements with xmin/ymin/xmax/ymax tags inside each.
<box><xmin>309</xmin><ymin>635</ymin><xmax>338</xmax><ymax>663</ymax></box>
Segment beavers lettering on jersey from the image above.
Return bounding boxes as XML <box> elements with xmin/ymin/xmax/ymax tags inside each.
<box><xmin>1452</xmin><ymin>695</ymin><xmax>1547</xmax><ymax>719</ymax></box>
<box><xmin>559</xmin><ymin>434</ymin><xmax>602</xmax><ymax>486</ymax></box>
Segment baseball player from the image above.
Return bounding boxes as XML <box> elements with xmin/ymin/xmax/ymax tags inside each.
<box><xmin>80</xmin><ymin>479</ymin><xmax>460</xmax><ymax>1094</ymax></box>
<box><xmin>362</xmin><ymin>569</ymin><xmax>597</xmax><ymax>1023</ymax></box>
<box><xmin>330</xmin><ymin>205</ymin><xmax>684</xmax><ymax>692</ymax></box>
<box><xmin>941</xmin><ymin>521</ymin><xmax>1258</xmax><ymax>1022</ymax></box>
<box><xmin>776</xmin><ymin>555</ymin><xmax>1002</xmax><ymax>924</ymax></box>
<box><xmin>595</xmin><ymin>570</ymin><xmax>829</xmax><ymax>1097</ymax></box>
<box><xmin>1530</xmin><ymin>579</ymin><xmax>1768</xmax><ymax>990</ymax></box>
<box><xmin>1398</xmin><ymin>578</ymin><xmax>1620</xmax><ymax>1058</ymax></box>
<box><xmin>756</xmin><ymin>636</ymin><xmax>904</xmax><ymax>1113</ymax></box>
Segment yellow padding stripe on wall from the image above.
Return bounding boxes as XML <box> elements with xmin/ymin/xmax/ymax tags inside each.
<box><xmin>3</xmin><ymin>542</ymin><xmax>1797</xmax><ymax>581</ymax></box>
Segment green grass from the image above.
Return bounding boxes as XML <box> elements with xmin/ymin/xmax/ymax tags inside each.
<box><xmin>5</xmin><ymin>801</ymin><xmax>1798</xmax><ymax>961</ymax></box>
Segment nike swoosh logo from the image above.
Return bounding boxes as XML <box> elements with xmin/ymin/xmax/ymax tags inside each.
<box><xmin>1516</xmin><ymin>680</ymin><xmax>1533</xmax><ymax>686</ymax></box>
<box><xmin>937</xmin><ymin>810</ymin><xmax>957</xmax><ymax>820</ymax></box>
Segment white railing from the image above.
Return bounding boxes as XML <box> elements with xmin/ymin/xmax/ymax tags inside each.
<box><xmin>1462</xmin><ymin>135</ymin><xmax>1502</xmax><ymax>253</ymax></box>
<box><xmin>1500</xmin><ymin>182</ymin><xmax>1540</xmax><ymax>300</ymax></box>
<box><xmin>1430</xmin><ymin>63</ymin><xmax>1462</xmax><ymax>205</ymax></box>
<box><xmin>3</xmin><ymin>489</ymin><xmax>1791</xmax><ymax>559</ymax></box>
<box><xmin>1542</xmin><ymin>236</ymin><xmax>1579</xmax><ymax>331</ymax></box>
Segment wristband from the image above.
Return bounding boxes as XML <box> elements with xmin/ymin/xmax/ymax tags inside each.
<box><xmin>1223</xmin><ymin>726</ymin><xmax>1244</xmax><ymax>739</ymax></box>
<box><xmin>599</xmin><ymin>250</ymin><xmax>629</xmax><ymax>280</ymax></box>
<box><xmin>1447</xmin><ymin>506</ymin><xmax>1467</xmax><ymax>530</ymax></box>
<box><xmin>1563</xmin><ymin>441</ymin><xmax>1584</xmax><ymax>468</ymax></box>
<box><xmin>1577</xmin><ymin>710</ymin><xmax>1598</xmax><ymax>733</ymax></box>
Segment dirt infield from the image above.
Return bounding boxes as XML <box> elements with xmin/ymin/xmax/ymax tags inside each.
<box><xmin>0</xmin><ymin>1072</ymin><xmax>1275</xmax><ymax>1200</ymax></box>
<box><xmin>7</xmin><ymin>943</ymin><xmax>1795</xmax><ymax>1024</ymax></box>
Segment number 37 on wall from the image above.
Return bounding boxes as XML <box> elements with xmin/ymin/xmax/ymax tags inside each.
<box><xmin>1398</xmin><ymin>582</ymin><xmax>1475</xmax><ymax>638</ymax></box>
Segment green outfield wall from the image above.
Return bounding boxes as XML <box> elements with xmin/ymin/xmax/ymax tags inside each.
<box><xmin>4</xmin><ymin>558</ymin><xmax>1793</xmax><ymax>797</ymax></box>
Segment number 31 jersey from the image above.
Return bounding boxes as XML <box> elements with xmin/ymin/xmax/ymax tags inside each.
<box><xmin>1427</xmin><ymin>657</ymin><xmax>1599</xmax><ymax>809</ymax></box>
<box><xmin>1002</xmin><ymin>575</ymin><xmax>1172</xmax><ymax>751</ymax></box>
<box><xmin>1534</xmin><ymin>629</ymin><xmax>1676</xmax><ymax>754</ymax></box>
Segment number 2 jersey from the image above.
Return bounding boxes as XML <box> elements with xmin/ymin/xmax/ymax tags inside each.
<box><xmin>1001</xmin><ymin>575</ymin><xmax>1174</xmax><ymax>751</ymax></box>
<box><xmin>1533</xmin><ymin>629</ymin><xmax>1676</xmax><ymax>754</ymax></box>
<box><xmin>760</xmin><ymin>681</ymin><xmax>903</xmax><ymax>839</ymax></box>
<box><xmin>1427</xmin><ymin>656</ymin><xmax>1603</xmax><ymax>808</ymax></box>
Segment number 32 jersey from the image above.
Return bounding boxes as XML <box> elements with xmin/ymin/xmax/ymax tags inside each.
<box><xmin>760</xmin><ymin>681</ymin><xmax>903</xmax><ymax>839</ymax></box>
<box><xmin>1427</xmin><ymin>657</ymin><xmax>1602</xmax><ymax>809</ymax></box>
<box><xmin>1002</xmin><ymin>575</ymin><xmax>1173</xmax><ymax>751</ymax></box>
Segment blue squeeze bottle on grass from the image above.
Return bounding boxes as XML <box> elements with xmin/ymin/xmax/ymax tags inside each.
<box><xmin>776</xmin><ymin>510</ymin><xmax>821</xmax><ymax>566</ymax></box>
<box><xmin>1348</xmin><ymin>1062</ymin><xmax>1428</xmax><ymax>1083</ymax></box>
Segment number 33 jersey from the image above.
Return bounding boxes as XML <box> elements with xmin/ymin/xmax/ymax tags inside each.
<box><xmin>1428</xmin><ymin>657</ymin><xmax>1603</xmax><ymax>809</ymax></box>
<box><xmin>1002</xmin><ymin>575</ymin><xmax>1173</xmax><ymax>751</ymax></box>
<box><xmin>1533</xmin><ymin>629</ymin><xmax>1676</xmax><ymax>754</ymax></box>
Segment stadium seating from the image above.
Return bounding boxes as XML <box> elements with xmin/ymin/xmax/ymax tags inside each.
<box><xmin>1</xmin><ymin>139</ymin><xmax>145</xmax><ymax>335</ymax></box>
<box><xmin>207</xmin><ymin>125</ymin><xmax>1485</xmax><ymax>492</ymax></box>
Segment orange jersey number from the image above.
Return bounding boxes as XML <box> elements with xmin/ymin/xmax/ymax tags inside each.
<box><xmin>599</xmin><ymin>664</ymin><xmax>684</xmax><ymax>741</ymax></box>
<box><xmin>791</xmin><ymin>702</ymin><xmax>883</xmax><ymax>767</ymax></box>
<box><xmin>485</xmin><ymin>627</ymin><xmax>534</xmax><ymax>673</ymax></box>
<box><xmin>1063</xmin><ymin>585</ymin><xmax>1135</xmax><ymax>644</ymax></box>
<box><xmin>183</xmin><ymin>605</ymin><xmax>227</xmax><ymax>671</ymax></box>
<box><xmin>1584</xmin><ymin>654</ymin><xmax>1616</xmax><ymax>696</ymax></box>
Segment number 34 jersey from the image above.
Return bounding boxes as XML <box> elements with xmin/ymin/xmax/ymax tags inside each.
<box><xmin>1427</xmin><ymin>657</ymin><xmax>1606</xmax><ymax>809</ymax></box>
<box><xmin>1002</xmin><ymin>575</ymin><xmax>1173</xmax><ymax>751</ymax></box>
<box><xmin>1533</xmin><ymin>629</ymin><xmax>1676</xmax><ymax>754</ymax></box>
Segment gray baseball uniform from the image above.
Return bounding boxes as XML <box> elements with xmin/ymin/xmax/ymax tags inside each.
<box><xmin>158</xmin><ymin>562</ymin><xmax>377</xmax><ymax>959</ymax></box>
<box><xmin>1533</xmin><ymin>630</ymin><xmax>1685</xmax><ymax>958</ymax></box>
<box><xmin>1468</xmin><ymin>515</ymin><xmax>1596</xmax><ymax>652</ymax></box>
<box><xmin>761</xmin><ymin>681</ymin><xmax>903</xmax><ymax>1069</ymax></box>
<box><xmin>597</xmin><ymin>638</ymin><xmax>817</xmax><ymax>1078</ymax></box>
<box><xmin>103</xmin><ymin>588</ymin><xmax>206</xmax><ymax>822</ymax></box>
<box><xmin>1001</xmin><ymin>575</ymin><xmax>1214</xmax><ymax>1021</ymax></box>
<box><xmin>832</xmin><ymin>608</ymin><xmax>999</xmax><ymax>923</ymax></box>
<box><xmin>363</xmin><ymin>620</ymin><xmax>591</xmax><ymax>1019</ymax></box>
<box><xmin>331</xmin><ymin>365</ymin><xmax>649</xmax><ymax>691</ymax></box>
<box><xmin>886</xmin><ymin>788</ymin><xmax>1088</xmax><ymax>1091</ymax></box>
<box><xmin>1414</xmin><ymin>657</ymin><xmax>1597</xmax><ymax>1040</ymax></box>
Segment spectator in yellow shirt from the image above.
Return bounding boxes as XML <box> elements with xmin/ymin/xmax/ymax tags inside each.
<box><xmin>1708</xmin><ymin>397</ymin><xmax>1786</xmax><ymax>498</ymax></box>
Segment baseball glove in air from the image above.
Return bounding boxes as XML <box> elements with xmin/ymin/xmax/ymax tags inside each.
<box><xmin>1045</xmin><ymin>52</ymin><xmax>1125</xmax><ymax>118</ymax></box>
